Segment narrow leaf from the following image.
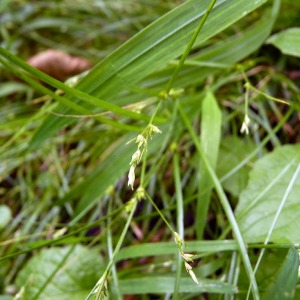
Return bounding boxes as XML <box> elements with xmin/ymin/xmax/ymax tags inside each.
<box><xmin>29</xmin><ymin>0</ymin><xmax>267</xmax><ymax>147</ymax></box>
<box><xmin>196</xmin><ymin>91</ymin><xmax>221</xmax><ymax>238</ymax></box>
<box><xmin>118</xmin><ymin>276</ymin><xmax>236</xmax><ymax>295</ymax></box>
<box><xmin>116</xmin><ymin>240</ymin><xmax>239</xmax><ymax>262</ymax></box>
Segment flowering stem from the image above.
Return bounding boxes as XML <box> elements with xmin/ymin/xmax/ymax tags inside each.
<box><xmin>148</xmin><ymin>99</ymin><xmax>163</xmax><ymax>125</ymax></box>
<box><xmin>139</xmin><ymin>150</ymin><xmax>147</xmax><ymax>188</ymax></box>
<box><xmin>144</xmin><ymin>191</ymin><xmax>175</xmax><ymax>235</ymax></box>
<box><xmin>86</xmin><ymin>198</ymin><xmax>138</xmax><ymax>300</ymax></box>
<box><xmin>244</xmin><ymin>85</ymin><xmax>249</xmax><ymax>117</ymax></box>
<box><xmin>173</xmin><ymin>146</ymin><xmax>185</xmax><ymax>297</ymax></box>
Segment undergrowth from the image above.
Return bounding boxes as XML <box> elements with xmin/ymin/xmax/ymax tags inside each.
<box><xmin>0</xmin><ymin>0</ymin><xmax>300</xmax><ymax>299</ymax></box>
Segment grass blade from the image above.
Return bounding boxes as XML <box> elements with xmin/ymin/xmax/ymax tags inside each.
<box><xmin>28</xmin><ymin>0</ymin><xmax>267</xmax><ymax>146</ymax></box>
<box><xmin>178</xmin><ymin>103</ymin><xmax>260</xmax><ymax>299</ymax></box>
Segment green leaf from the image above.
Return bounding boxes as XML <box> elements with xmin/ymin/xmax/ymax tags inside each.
<box><xmin>0</xmin><ymin>205</ymin><xmax>12</xmax><ymax>229</ymax></box>
<box><xmin>236</xmin><ymin>144</ymin><xmax>300</xmax><ymax>243</ymax></box>
<box><xmin>262</xmin><ymin>246</ymin><xmax>299</xmax><ymax>300</ymax></box>
<box><xmin>57</xmin><ymin>134</ymin><xmax>136</xmax><ymax>220</ymax></box>
<box><xmin>200</xmin><ymin>91</ymin><xmax>221</xmax><ymax>170</ymax></box>
<box><xmin>15</xmin><ymin>245</ymin><xmax>104</xmax><ymax>300</ymax></box>
<box><xmin>217</xmin><ymin>136</ymin><xmax>258</xmax><ymax>197</ymax></box>
<box><xmin>118</xmin><ymin>276</ymin><xmax>236</xmax><ymax>295</ymax></box>
<box><xmin>0</xmin><ymin>50</ymin><xmax>155</xmax><ymax>126</ymax></box>
<box><xmin>76</xmin><ymin>0</ymin><xmax>267</xmax><ymax>98</ymax></box>
<box><xmin>116</xmin><ymin>240</ymin><xmax>239</xmax><ymax>262</ymax></box>
<box><xmin>266</xmin><ymin>27</ymin><xmax>300</xmax><ymax>58</ymax></box>
<box><xmin>145</xmin><ymin>1</ymin><xmax>280</xmax><ymax>92</ymax></box>
<box><xmin>33</xmin><ymin>0</ymin><xmax>276</xmax><ymax>226</ymax></box>
<box><xmin>20</xmin><ymin>17</ymin><xmax>84</xmax><ymax>31</ymax></box>
<box><xmin>29</xmin><ymin>0</ymin><xmax>267</xmax><ymax>147</ymax></box>
<box><xmin>196</xmin><ymin>91</ymin><xmax>222</xmax><ymax>237</ymax></box>
<box><xmin>0</xmin><ymin>82</ymin><xmax>32</xmax><ymax>98</ymax></box>
<box><xmin>0</xmin><ymin>296</ymin><xmax>12</xmax><ymax>300</ymax></box>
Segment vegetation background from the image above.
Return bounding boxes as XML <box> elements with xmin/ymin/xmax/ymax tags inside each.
<box><xmin>0</xmin><ymin>0</ymin><xmax>300</xmax><ymax>299</ymax></box>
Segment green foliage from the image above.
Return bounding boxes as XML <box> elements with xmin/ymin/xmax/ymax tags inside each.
<box><xmin>27</xmin><ymin>0</ymin><xmax>268</xmax><ymax>148</ymax></box>
<box><xmin>197</xmin><ymin>91</ymin><xmax>222</xmax><ymax>238</ymax></box>
<box><xmin>261</xmin><ymin>246</ymin><xmax>299</xmax><ymax>300</ymax></box>
<box><xmin>118</xmin><ymin>276</ymin><xmax>236</xmax><ymax>295</ymax></box>
<box><xmin>15</xmin><ymin>245</ymin><xmax>105</xmax><ymax>300</ymax></box>
<box><xmin>267</xmin><ymin>28</ymin><xmax>300</xmax><ymax>58</ymax></box>
<box><xmin>237</xmin><ymin>246</ymin><xmax>299</xmax><ymax>299</ymax></box>
<box><xmin>236</xmin><ymin>145</ymin><xmax>300</xmax><ymax>243</ymax></box>
<box><xmin>1</xmin><ymin>0</ymin><xmax>300</xmax><ymax>299</ymax></box>
<box><xmin>217</xmin><ymin>136</ymin><xmax>258</xmax><ymax>197</ymax></box>
<box><xmin>0</xmin><ymin>205</ymin><xmax>11</xmax><ymax>229</ymax></box>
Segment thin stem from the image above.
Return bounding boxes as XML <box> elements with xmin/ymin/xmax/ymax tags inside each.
<box><xmin>173</xmin><ymin>148</ymin><xmax>184</xmax><ymax>239</ymax></box>
<box><xmin>139</xmin><ymin>150</ymin><xmax>148</xmax><ymax>188</ymax></box>
<box><xmin>145</xmin><ymin>192</ymin><xmax>175</xmax><ymax>235</ymax></box>
<box><xmin>221</xmin><ymin>107</ymin><xmax>294</xmax><ymax>183</ymax></box>
<box><xmin>107</xmin><ymin>195</ymin><xmax>122</xmax><ymax>300</ymax></box>
<box><xmin>86</xmin><ymin>198</ymin><xmax>138</xmax><ymax>300</ymax></box>
<box><xmin>0</xmin><ymin>47</ymin><xmax>156</xmax><ymax>123</ymax></box>
<box><xmin>173</xmin><ymin>147</ymin><xmax>184</xmax><ymax>298</ymax></box>
<box><xmin>0</xmin><ymin>56</ymin><xmax>141</xmax><ymax>133</ymax></box>
<box><xmin>245</xmin><ymin>85</ymin><xmax>249</xmax><ymax>117</ymax></box>
<box><xmin>247</xmin><ymin>83</ymin><xmax>290</xmax><ymax>106</ymax></box>
<box><xmin>166</xmin><ymin>0</ymin><xmax>217</xmax><ymax>94</ymax></box>
<box><xmin>149</xmin><ymin>99</ymin><xmax>163</xmax><ymax>125</ymax></box>
<box><xmin>239</xmin><ymin>65</ymin><xmax>290</xmax><ymax>106</ymax></box>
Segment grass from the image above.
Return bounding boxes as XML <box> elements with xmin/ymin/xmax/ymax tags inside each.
<box><xmin>1</xmin><ymin>0</ymin><xmax>300</xmax><ymax>299</ymax></box>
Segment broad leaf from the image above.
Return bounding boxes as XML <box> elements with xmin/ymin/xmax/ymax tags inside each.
<box><xmin>237</xmin><ymin>246</ymin><xmax>299</xmax><ymax>299</ymax></box>
<box><xmin>262</xmin><ymin>246</ymin><xmax>299</xmax><ymax>300</ymax></box>
<box><xmin>15</xmin><ymin>245</ymin><xmax>104</xmax><ymax>300</ymax></box>
<box><xmin>217</xmin><ymin>136</ymin><xmax>258</xmax><ymax>197</ymax></box>
<box><xmin>266</xmin><ymin>27</ymin><xmax>300</xmax><ymax>58</ymax></box>
<box><xmin>236</xmin><ymin>144</ymin><xmax>300</xmax><ymax>243</ymax></box>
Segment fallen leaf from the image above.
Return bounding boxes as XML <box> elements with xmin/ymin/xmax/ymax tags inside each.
<box><xmin>27</xmin><ymin>49</ymin><xmax>91</xmax><ymax>81</ymax></box>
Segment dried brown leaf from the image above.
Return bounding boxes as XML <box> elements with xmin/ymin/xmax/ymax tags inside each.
<box><xmin>27</xmin><ymin>49</ymin><xmax>91</xmax><ymax>81</ymax></box>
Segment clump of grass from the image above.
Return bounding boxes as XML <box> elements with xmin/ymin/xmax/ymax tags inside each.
<box><xmin>1</xmin><ymin>0</ymin><xmax>300</xmax><ymax>299</ymax></box>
